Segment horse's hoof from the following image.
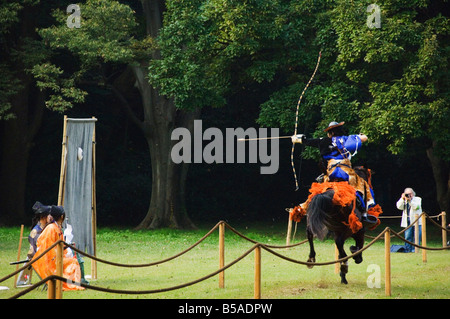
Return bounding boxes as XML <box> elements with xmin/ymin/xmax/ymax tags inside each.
<box><xmin>340</xmin><ymin>261</ymin><xmax>349</xmax><ymax>284</ymax></box>
<box><xmin>340</xmin><ymin>273</ymin><xmax>348</xmax><ymax>284</ymax></box>
<box><xmin>307</xmin><ymin>257</ymin><xmax>315</xmax><ymax>269</ymax></box>
<box><xmin>350</xmin><ymin>246</ymin><xmax>363</xmax><ymax>264</ymax></box>
<box><xmin>350</xmin><ymin>246</ymin><xmax>362</xmax><ymax>264</ymax></box>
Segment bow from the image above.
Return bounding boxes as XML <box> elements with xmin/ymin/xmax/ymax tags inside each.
<box><xmin>291</xmin><ymin>51</ymin><xmax>322</xmax><ymax>191</ymax></box>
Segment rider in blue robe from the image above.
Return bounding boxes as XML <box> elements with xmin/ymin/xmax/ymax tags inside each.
<box><xmin>292</xmin><ymin>121</ymin><xmax>378</xmax><ymax>225</ymax></box>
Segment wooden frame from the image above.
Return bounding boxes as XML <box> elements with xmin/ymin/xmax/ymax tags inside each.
<box><xmin>57</xmin><ymin>115</ymin><xmax>97</xmax><ymax>279</ymax></box>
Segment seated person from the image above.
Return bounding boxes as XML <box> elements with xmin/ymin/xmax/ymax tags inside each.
<box><xmin>64</xmin><ymin>223</ymin><xmax>89</xmax><ymax>285</ymax></box>
<box><xmin>16</xmin><ymin>202</ymin><xmax>51</xmax><ymax>286</ymax></box>
<box><xmin>27</xmin><ymin>201</ymin><xmax>51</xmax><ymax>260</ymax></box>
<box><xmin>32</xmin><ymin>205</ymin><xmax>84</xmax><ymax>291</ymax></box>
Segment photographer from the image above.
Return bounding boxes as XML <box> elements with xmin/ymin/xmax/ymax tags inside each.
<box><xmin>396</xmin><ymin>188</ymin><xmax>422</xmax><ymax>252</ymax></box>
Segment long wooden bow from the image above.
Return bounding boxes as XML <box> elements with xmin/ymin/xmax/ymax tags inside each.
<box><xmin>291</xmin><ymin>51</ymin><xmax>322</xmax><ymax>191</ymax></box>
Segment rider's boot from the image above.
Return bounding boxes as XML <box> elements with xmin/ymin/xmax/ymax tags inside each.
<box><xmin>356</xmin><ymin>194</ymin><xmax>378</xmax><ymax>228</ymax></box>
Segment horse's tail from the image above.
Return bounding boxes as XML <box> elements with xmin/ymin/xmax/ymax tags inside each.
<box><xmin>307</xmin><ymin>190</ymin><xmax>334</xmax><ymax>241</ymax></box>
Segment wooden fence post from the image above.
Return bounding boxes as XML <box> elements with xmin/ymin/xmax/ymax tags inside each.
<box><xmin>56</xmin><ymin>241</ymin><xmax>64</xmax><ymax>299</ymax></box>
<box><xmin>91</xmin><ymin>116</ymin><xmax>98</xmax><ymax>280</ymax></box>
<box><xmin>47</xmin><ymin>278</ymin><xmax>56</xmax><ymax>299</ymax></box>
<box><xmin>384</xmin><ymin>228</ymin><xmax>391</xmax><ymax>297</ymax></box>
<box><xmin>286</xmin><ymin>217</ymin><xmax>292</xmax><ymax>246</ymax></box>
<box><xmin>14</xmin><ymin>225</ymin><xmax>25</xmax><ymax>288</ymax></box>
<box><xmin>421</xmin><ymin>213</ymin><xmax>427</xmax><ymax>263</ymax></box>
<box><xmin>334</xmin><ymin>244</ymin><xmax>339</xmax><ymax>274</ymax></box>
<box><xmin>414</xmin><ymin>214</ymin><xmax>420</xmax><ymax>254</ymax></box>
<box><xmin>219</xmin><ymin>222</ymin><xmax>225</xmax><ymax>288</ymax></box>
<box><xmin>442</xmin><ymin>211</ymin><xmax>447</xmax><ymax>248</ymax></box>
<box><xmin>254</xmin><ymin>245</ymin><xmax>261</xmax><ymax>299</ymax></box>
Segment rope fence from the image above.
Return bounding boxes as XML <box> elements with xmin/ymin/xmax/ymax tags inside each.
<box><xmin>2</xmin><ymin>212</ymin><xmax>448</xmax><ymax>299</ymax></box>
<box><xmin>365</xmin><ymin>211</ymin><xmax>445</xmax><ymax>238</ymax></box>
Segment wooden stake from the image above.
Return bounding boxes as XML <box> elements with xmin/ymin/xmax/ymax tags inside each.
<box><xmin>334</xmin><ymin>244</ymin><xmax>339</xmax><ymax>274</ymax></box>
<box><xmin>219</xmin><ymin>222</ymin><xmax>225</xmax><ymax>288</ymax></box>
<box><xmin>442</xmin><ymin>211</ymin><xmax>447</xmax><ymax>248</ymax></box>
<box><xmin>254</xmin><ymin>245</ymin><xmax>261</xmax><ymax>299</ymax></box>
<box><xmin>91</xmin><ymin>117</ymin><xmax>97</xmax><ymax>280</ymax></box>
<box><xmin>421</xmin><ymin>213</ymin><xmax>427</xmax><ymax>263</ymax></box>
<box><xmin>56</xmin><ymin>241</ymin><xmax>64</xmax><ymax>299</ymax></box>
<box><xmin>414</xmin><ymin>214</ymin><xmax>420</xmax><ymax>254</ymax></box>
<box><xmin>286</xmin><ymin>217</ymin><xmax>292</xmax><ymax>246</ymax></box>
<box><xmin>385</xmin><ymin>228</ymin><xmax>391</xmax><ymax>297</ymax></box>
<box><xmin>13</xmin><ymin>225</ymin><xmax>24</xmax><ymax>288</ymax></box>
<box><xmin>47</xmin><ymin>279</ymin><xmax>56</xmax><ymax>299</ymax></box>
<box><xmin>57</xmin><ymin>116</ymin><xmax>68</xmax><ymax>206</ymax></box>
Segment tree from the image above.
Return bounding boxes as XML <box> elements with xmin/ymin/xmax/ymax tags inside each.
<box><xmin>258</xmin><ymin>0</ymin><xmax>449</xmax><ymax>212</ymax></box>
<box><xmin>148</xmin><ymin>0</ymin><xmax>292</xmax><ymax>110</ymax></box>
<box><xmin>38</xmin><ymin>0</ymin><xmax>310</xmax><ymax>228</ymax></box>
<box><xmin>0</xmin><ymin>0</ymin><xmax>86</xmax><ymax>224</ymax></box>
<box><xmin>17</xmin><ymin>0</ymin><xmax>344</xmax><ymax>228</ymax></box>
<box><xmin>331</xmin><ymin>0</ymin><xmax>449</xmax><ymax>213</ymax></box>
<box><xmin>4</xmin><ymin>0</ymin><xmax>446</xmax><ymax>226</ymax></box>
<box><xmin>37</xmin><ymin>0</ymin><xmax>201</xmax><ymax>229</ymax></box>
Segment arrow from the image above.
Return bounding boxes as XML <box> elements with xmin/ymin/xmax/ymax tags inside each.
<box><xmin>237</xmin><ymin>136</ymin><xmax>293</xmax><ymax>141</ymax></box>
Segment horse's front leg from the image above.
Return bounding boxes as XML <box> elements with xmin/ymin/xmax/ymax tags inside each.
<box><xmin>306</xmin><ymin>226</ymin><xmax>316</xmax><ymax>268</ymax></box>
<box><xmin>350</xmin><ymin>229</ymin><xmax>365</xmax><ymax>264</ymax></box>
<box><xmin>335</xmin><ymin>234</ymin><xmax>348</xmax><ymax>284</ymax></box>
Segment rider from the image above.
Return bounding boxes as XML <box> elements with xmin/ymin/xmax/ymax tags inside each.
<box><xmin>292</xmin><ymin>121</ymin><xmax>377</xmax><ymax>225</ymax></box>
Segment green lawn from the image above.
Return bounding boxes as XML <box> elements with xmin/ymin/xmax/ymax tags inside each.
<box><xmin>1</xmin><ymin>220</ymin><xmax>448</xmax><ymax>299</ymax></box>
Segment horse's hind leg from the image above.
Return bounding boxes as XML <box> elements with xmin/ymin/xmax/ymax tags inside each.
<box><xmin>306</xmin><ymin>226</ymin><xmax>316</xmax><ymax>268</ymax></box>
<box><xmin>335</xmin><ymin>234</ymin><xmax>348</xmax><ymax>284</ymax></box>
<box><xmin>340</xmin><ymin>261</ymin><xmax>349</xmax><ymax>284</ymax></box>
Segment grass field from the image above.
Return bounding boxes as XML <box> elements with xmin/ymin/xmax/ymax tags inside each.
<box><xmin>1</xmin><ymin>219</ymin><xmax>449</xmax><ymax>299</ymax></box>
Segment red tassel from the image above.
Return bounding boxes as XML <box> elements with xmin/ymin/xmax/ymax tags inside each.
<box><xmin>345</xmin><ymin>210</ymin><xmax>363</xmax><ymax>233</ymax></box>
<box><xmin>342</xmin><ymin>197</ymin><xmax>363</xmax><ymax>233</ymax></box>
<box><xmin>367</xmin><ymin>204</ymin><xmax>383</xmax><ymax>230</ymax></box>
<box><xmin>290</xmin><ymin>205</ymin><xmax>307</xmax><ymax>223</ymax></box>
<box><xmin>368</xmin><ymin>204</ymin><xmax>383</xmax><ymax>218</ymax></box>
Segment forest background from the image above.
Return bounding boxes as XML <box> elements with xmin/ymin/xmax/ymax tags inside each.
<box><xmin>0</xmin><ymin>0</ymin><xmax>448</xmax><ymax>229</ymax></box>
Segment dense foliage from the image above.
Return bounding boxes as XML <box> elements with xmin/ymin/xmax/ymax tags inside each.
<box><xmin>0</xmin><ymin>0</ymin><xmax>448</xmax><ymax>226</ymax></box>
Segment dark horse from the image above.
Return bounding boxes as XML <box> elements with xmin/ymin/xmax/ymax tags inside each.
<box><xmin>306</xmin><ymin>166</ymin><xmax>373</xmax><ymax>284</ymax></box>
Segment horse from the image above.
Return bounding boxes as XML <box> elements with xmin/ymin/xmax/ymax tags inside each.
<box><xmin>306</xmin><ymin>166</ymin><xmax>375</xmax><ymax>284</ymax></box>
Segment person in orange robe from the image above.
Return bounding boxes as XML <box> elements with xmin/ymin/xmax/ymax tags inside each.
<box><xmin>32</xmin><ymin>205</ymin><xmax>84</xmax><ymax>291</ymax></box>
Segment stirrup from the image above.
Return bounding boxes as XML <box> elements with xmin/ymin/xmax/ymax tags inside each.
<box><xmin>361</xmin><ymin>214</ymin><xmax>378</xmax><ymax>227</ymax></box>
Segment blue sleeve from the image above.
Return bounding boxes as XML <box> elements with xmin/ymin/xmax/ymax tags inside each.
<box><xmin>344</xmin><ymin>135</ymin><xmax>361</xmax><ymax>153</ymax></box>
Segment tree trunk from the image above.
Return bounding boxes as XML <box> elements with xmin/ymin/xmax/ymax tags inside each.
<box><xmin>140</xmin><ymin>109</ymin><xmax>198</xmax><ymax>229</ymax></box>
<box><xmin>117</xmin><ymin>0</ymin><xmax>198</xmax><ymax>229</ymax></box>
<box><xmin>0</xmin><ymin>118</ymin><xmax>30</xmax><ymax>224</ymax></box>
<box><xmin>0</xmin><ymin>5</ymin><xmax>45</xmax><ymax>225</ymax></box>
<box><xmin>426</xmin><ymin>142</ymin><xmax>450</xmax><ymax>214</ymax></box>
<box><xmin>0</xmin><ymin>78</ymin><xmax>45</xmax><ymax>225</ymax></box>
<box><xmin>131</xmin><ymin>65</ymin><xmax>198</xmax><ymax>229</ymax></box>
